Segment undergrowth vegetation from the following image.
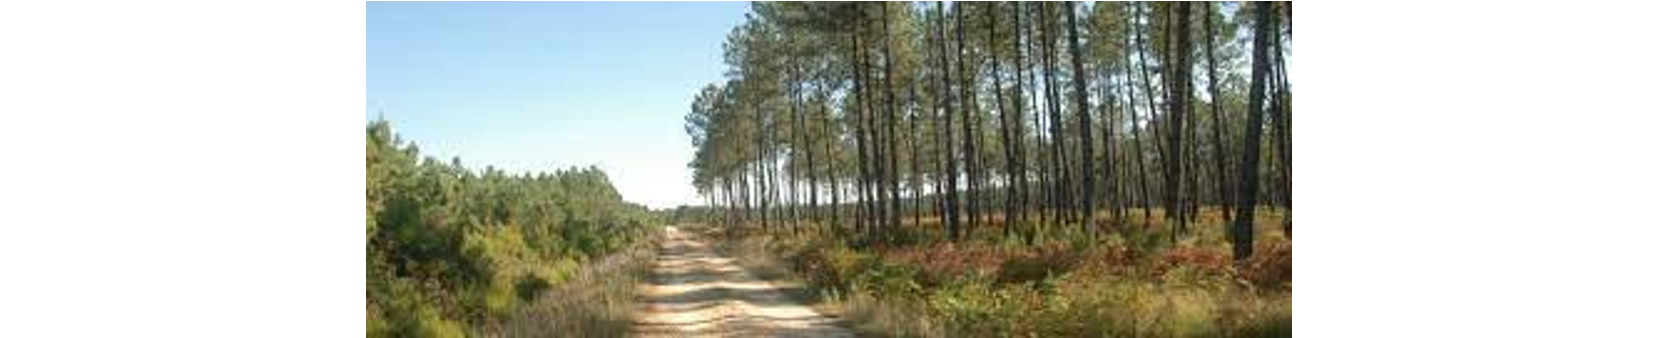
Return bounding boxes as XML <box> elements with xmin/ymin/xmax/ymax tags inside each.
<box><xmin>706</xmin><ymin>210</ymin><xmax>1291</xmax><ymax>337</ymax></box>
<box><xmin>503</xmin><ymin>233</ymin><xmax>659</xmax><ymax>337</ymax></box>
<box><xmin>367</xmin><ymin>120</ymin><xmax>658</xmax><ymax>337</ymax></box>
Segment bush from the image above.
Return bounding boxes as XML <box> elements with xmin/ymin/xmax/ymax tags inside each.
<box><xmin>793</xmin><ymin>242</ymin><xmax>876</xmax><ymax>292</ymax></box>
<box><xmin>997</xmin><ymin>244</ymin><xmax>1080</xmax><ymax>285</ymax></box>
<box><xmin>411</xmin><ymin>313</ymin><xmax>467</xmax><ymax>338</ymax></box>
<box><xmin>1240</xmin><ymin>239</ymin><xmax>1292</xmax><ymax>289</ymax></box>
<box><xmin>852</xmin><ymin>261</ymin><xmax>923</xmax><ymax>297</ymax></box>
<box><xmin>884</xmin><ymin>243</ymin><xmax>1008</xmax><ymax>287</ymax></box>
<box><xmin>460</xmin><ymin>225</ymin><xmax>534</xmax><ymax>317</ymax></box>
<box><xmin>367</xmin><ymin>307</ymin><xmax>392</xmax><ymax>337</ymax></box>
<box><xmin>371</xmin><ymin>277</ymin><xmax>468</xmax><ymax>338</ymax></box>
<box><xmin>927</xmin><ymin>277</ymin><xmax>1005</xmax><ymax>336</ymax></box>
<box><xmin>1156</xmin><ymin>243</ymin><xmax>1235</xmax><ymax>281</ymax></box>
<box><xmin>1046</xmin><ymin>274</ymin><xmax>1160</xmax><ymax>336</ymax></box>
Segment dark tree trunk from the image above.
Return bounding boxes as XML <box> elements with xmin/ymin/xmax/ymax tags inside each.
<box><xmin>1025</xmin><ymin>2</ymin><xmax>1051</xmax><ymax>241</ymax></box>
<box><xmin>758</xmin><ymin>121</ymin><xmax>770</xmax><ymax>232</ymax></box>
<box><xmin>922</xmin><ymin>5</ymin><xmax>947</xmax><ymax>230</ymax></box>
<box><xmin>1123</xmin><ymin>3</ymin><xmax>1154</xmax><ymax>230</ymax></box>
<box><xmin>934</xmin><ymin>1</ymin><xmax>961</xmax><ymax>241</ymax></box>
<box><xmin>1063</xmin><ymin>1</ymin><xmax>1095</xmax><ymax>236</ymax></box>
<box><xmin>1234</xmin><ymin>1</ymin><xmax>1276</xmax><ymax>261</ymax></box>
<box><xmin>909</xmin><ymin>85</ymin><xmax>924</xmax><ymax>230</ymax></box>
<box><xmin>1166</xmin><ymin>2</ymin><xmax>1193</xmax><ymax>237</ymax></box>
<box><xmin>987</xmin><ymin>2</ymin><xmax>1021</xmax><ymax>241</ymax></box>
<box><xmin>858</xmin><ymin>11</ymin><xmax>887</xmax><ymax>240</ymax></box>
<box><xmin>1270</xmin><ymin>10</ymin><xmax>1291</xmax><ymax>239</ymax></box>
<box><xmin>880</xmin><ymin>2</ymin><xmax>902</xmax><ymax>242</ymax></box>
<box><xmin>850</xmin><ymin>28</ymin><xmax>872</xmax><ymax>237</ymax></box>
<box><xmin>1012</xmin><ymin>2</ymin><xmax>1037</xmax><ymax>245</ymax></box>
<box><xmin>806</xmin><ymin>89</ymin><xmax>820</xmax><ymax>226</ymax></box>
<box><xmin>1039</xmin><ymin>2</ymin><xmax>1071</xmax><ymax>230</ymax></box>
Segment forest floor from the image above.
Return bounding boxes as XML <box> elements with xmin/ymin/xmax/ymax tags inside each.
<box><xmin>631</xmin><ymin>226</ymin><xmax>853</xmax><ymax>337</ymax></box>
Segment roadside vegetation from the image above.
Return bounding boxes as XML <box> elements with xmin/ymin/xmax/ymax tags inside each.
<box><xmin>367</xmin><ymin>120</ymin><xmax>658</xmax><ymax>337</ymax></box>
<box><xmin>701</xmin><ymin>208</ymin><xmax>1290</xmax><ymax>337</ymax></box>
<box><xmin>503</xmin><ymin>232</ymin><xmax>659</xmax><ymax>337</ymax></box>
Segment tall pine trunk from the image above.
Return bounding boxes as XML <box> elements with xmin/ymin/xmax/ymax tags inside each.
<box><xmin>987</xmin><ymin>2</ymin><xmax>1021</xmax><ymax>240</ymax></box>
<box><xmin>1234</xmin><ymin>1</ymin><xmax>1276</xmax><ymax>261</ymax></box>
<box><xmin>1123</xmin><ymin>3</ymin><xmax>1154</xmax><ymax>229</ymax></box>
<box><xmin>1166</xmin><ymin>2</ymin><xmax>1192</xmax><ymax>237</ymax></box>
<box><xmin>880</xmin><ymin>2</ymin><xmax>902</xmax><ymax>242</ymax></box>
<box><xmin>1064</xmin><ymin>2</ymin><xmax>1095</xmax><ymax>236</ymax></box>
<box><xmin>1012</xmin><ymin>2</ymin><xmax>1038</xmax><ymax>245</ymax></box>
<box><xmin>934</xmin><ymin>1</ymin><xmax>961</xmax><ymax>241</ymax></box>
<box><xmin>1039</xmin><ymin>2</ymin><xmax>1071</xmax><ymax>230</ymax></box>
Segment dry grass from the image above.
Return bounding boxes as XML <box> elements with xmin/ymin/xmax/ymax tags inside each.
<box><xmin>500</xmin><ymin>233</ymin><xmax>660</xmax><ymax>337</ymax></box>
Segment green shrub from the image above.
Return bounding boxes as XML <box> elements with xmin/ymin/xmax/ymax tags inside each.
<box><xmin>794</xmin><ymin>242</ymin><xmax>876</xmax><ymax>292</ymax></box>
<box><xmin>1044</xmin><ymin>274</ymin><xmax>1156</xmax><ymax>336</ymax></box>
<box><xmin>852</xmin><ymin>261</ymin><xmax>922</xmax><ymax>297</ymax></box>
<box><xmin>367</xmin><ymin>308</ymin><xmax>392</xmax><ymax>337</ymax></box>
<box><xmin>996</xmin><ymin>245</ymin><xmax>1079</xmax><ymax>285</ymax></box>
<box><xmin>927</xmin><ymin>277</ymin><xmax>1007</xmax><ymax>336</ymax></box>
<box><xmin>372</xmin><ymin>277</ymin><xmax>468</xmax><ymax>338</ymax></box>
<box><xmin>411</xmin><ymin>311</ymin><xmax>467</xmax><ymax>338</ymax></box>
<box><xmin>460</xmin><ymin>225</ymin><xmax>532</xmax><ymax>317</ymax></box>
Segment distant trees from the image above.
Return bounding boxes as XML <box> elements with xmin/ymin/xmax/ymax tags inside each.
<box><xmin>685</xmin><ymin>2</ymin><xmax>1291</xmax><ymax>260</ymax></box>
<box><xmin>1203</xmin><ymin>1</ymin><xmax>1235</xmax><ymax>227</ymax></box>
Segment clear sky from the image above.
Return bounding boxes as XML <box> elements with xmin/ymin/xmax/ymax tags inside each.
<box><xmin>368</xmin><ymin>2</ymin><xmax>750</xmax><ymax>210</ymax></box>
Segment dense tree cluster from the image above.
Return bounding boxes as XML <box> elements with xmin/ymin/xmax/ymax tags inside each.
<box><xmin>685</xmin><ymin>2</ymin><xmax>1290</xmax><ymax>257</ymax></box>
<box><xmin>367</xmin><ymin>120</ymin><xmax>656</xmax><ymax>337</ymax></box>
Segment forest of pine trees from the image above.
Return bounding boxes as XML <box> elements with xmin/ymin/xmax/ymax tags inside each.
<box><xmin>367</xmin><ymin>121</ymin><xmax>659</xmax><ymax>336</ymax></box>
<box><xmin>685</xmin><ymin>2</ymin><xmax>1291</xmax><ymax>259</ymax></box>
<box><xmin>684</xmin><ymin>3</ymin><xmax>1292</xmax><ymax>335</ymax></box>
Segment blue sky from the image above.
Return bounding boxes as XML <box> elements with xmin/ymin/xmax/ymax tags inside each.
<box><xmin>368</xmin><ymin>2</ymin><xmax>750</xmax><ymax>209</ymax></box>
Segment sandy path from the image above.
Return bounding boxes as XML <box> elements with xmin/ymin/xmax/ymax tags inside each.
<box><xmin>631</xmin><ymin>226</ymin><xmax>852</xmax><ymax>337</ymax></box>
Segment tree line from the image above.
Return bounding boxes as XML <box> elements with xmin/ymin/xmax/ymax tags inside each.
<box><xmin>367</xmin><ymin>120</ymin><xmax>656</xmax><ymax>336</ymax></box>
<box><xmin>684</xmin><ymin>1</ymin><xmax>1289</xmax><ymax>259</ymax></box>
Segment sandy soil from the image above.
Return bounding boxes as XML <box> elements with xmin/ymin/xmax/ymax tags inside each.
<box><xmin>631</xmin><ymin>226</ymin><xmax>852</xmax><ymax>337</ymax></box>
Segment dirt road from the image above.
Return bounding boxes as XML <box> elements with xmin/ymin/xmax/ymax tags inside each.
<box><xmin>631</xmin><ymin>226</ymin><xmax>852</xmax><ymax>337</ymax></box>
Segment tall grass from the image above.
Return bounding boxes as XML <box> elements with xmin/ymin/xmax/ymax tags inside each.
<box><xmin>501</xmin><ymin>233</ymin><xmax>659</xmax><ymax>337</ymax></box>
